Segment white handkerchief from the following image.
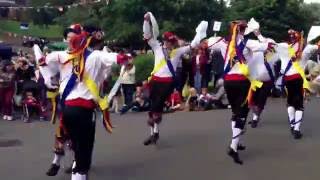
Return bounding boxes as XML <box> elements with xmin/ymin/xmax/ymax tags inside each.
<box><xmin>149</xmin><ymin>12</ymin><xmax>159</xmax><ymax>39</ymax></box>
<box><xmin>244</xmin><ymin>18</ymin><xmax>260</xmax><ymax>35</ymax></box>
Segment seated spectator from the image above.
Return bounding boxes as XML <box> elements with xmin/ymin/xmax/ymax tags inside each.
<box><xmin>110</xmin><ymin>88</ymin><xmax>121</xmax><ymax>114</ymax></box>
<box><xmin>210</xmin><ymin>78</ymin><xmax>229</xmax><ymax>109</ymax></box>
<box><xmin>120</xmin><ymin>82</ymin><xmax>150</xmax><ymax>114</ymax></box>
<box><xmin>308</xmin><ymin>64</ymin><xmax>320</xmax><ymax>97</ymax></box>
<box><xmin>21</xmin><ymin>79</ymin><xmax>46</xmax><ymax>122</ymax></box>
<box><xmin>185</xmin><ymin>87</ymin><xmax>199</xmax><ymax>111</ymax></box>
<box><xmin>15</xmin><ymin>59</ymin><xmax>35</xmax><ymax>96</ymax></box>
<box><xmin>164</xmin><ymin>88</ymin><xmax>183</xmax><ymax>112</ymax></box>
<box><xmin>198</xmin><ymin>88</ymin><xmax>213</xmax><ymax>111</ymax></box>
<box><xmin>305</xmin><ymin>60</ymin><xmax>318</xmax><ymax>77</ymax></box>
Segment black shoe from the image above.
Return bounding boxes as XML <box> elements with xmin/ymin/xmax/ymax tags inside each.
<box><xmin>64</xmin><ymin>165</ymin><xmax>73</xmax><ymax>174</ymax></box>
<box><xmin>293</xmin><ymin>130</ymin><xmax>303</xmax><ymax>139</ymax></box>
<box><xmin>249</xmin><ymin>120</ymin><xmax>258</xmax><ymax>128</ymax></box>
<box><xmin>227</xmin><ymin>148</ymin><xmax>243</xmax><ymax>165</ymax></box>
<box><xmin>143</xmin><ymin>135</ymin><xmax>154</xmax><ymax>146</ymax></box>
<box><xmin>46</xmin><ymin>164</ymin><xmax>60</xmax><ymax>176</ymax></box>
<box><xmin>237</xmin><ymin>144</ymin><xmax>246</xmax><ymax>151</ymax></box>
<box><xmin>143</xmin><ymin>133</ymin><xmax>159</xmax><ymax>146</ymax></box>
<box><xmin>290</xmin><ymin>127</ymin><xmax>294</xmax><ymax>135</ymax></box>
<box><xmin>153</xmin><ymin>133</ymin><xmax>159</xmax><ymax>144</ymax></box>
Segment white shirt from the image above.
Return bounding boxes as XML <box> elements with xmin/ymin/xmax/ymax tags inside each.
<box><xmin>248</xmin><ymin>51</ymin><xmax>278</xmax><ymax>82</ymax></box>
<box><xmin>33</xmin><ymin>44</ymin><xmax>118</xmax><ymax>101</ymax></box>
<box><xmin>196</xmin><ymin>55</ymin><xmax>200</xmax><ymax>66</ymax></box>
<box><xmin>119</xmin><ymin>65</ymin><xmax>135</xmax><ymax>84</ymax></box>
<box><xmin>143</xmin><ymin>17</ymin><xmax>207</xmax><ymax>78</ymax></box>
<box><xmin>207</xmin><ymin>36</ymin><xmax>269</xmax><ymax>77</ymax></box>
<box><xmin>257</xmin><ymin>34</ymin><xmax>319</xmax><ymax>77</ymax></box>
<box><xmin>147</xmin><ymin>38</ymin><xmax>192</xmax><ymax>78</ymax></box>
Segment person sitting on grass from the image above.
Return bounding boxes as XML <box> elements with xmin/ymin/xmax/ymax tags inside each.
<box><xmin>164</xmin><ymin>88</ymin><xmax>183</xmax><ymax>112</ymax></box>
<box><xmin>198</xmin><ymin>88</ymin><xmax>213</xmax><ymax>111</ymax></box>
<box><xmin>184</xmin><ymin>87</ymin><xmax>199</xmax><ymax>111</ymax></box>
<box><xmin>210</xmin><ymin>78</ymin><xmax>229</xmax><ymax>109</ymax></box>
<box><xmin>120</xmin><ymin>82</ymin><xmax>151</xmax><ymax>114</ymax></box>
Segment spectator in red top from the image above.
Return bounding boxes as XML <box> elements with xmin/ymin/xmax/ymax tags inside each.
<box><xmin>164</xmin><ymin>88</ymin><xmax>182</xmax><ymax>112</ymax></box>
<box><xmin>192</xmin><ymin>48</ymin><xmax>208</xmax><ymax>93</ymax></box>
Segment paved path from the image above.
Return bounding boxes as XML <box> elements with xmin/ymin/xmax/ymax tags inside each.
<box><xmin>0</xmin><ymin>98</ymin><xmax>319</xmax><ymax>180</ymax></box>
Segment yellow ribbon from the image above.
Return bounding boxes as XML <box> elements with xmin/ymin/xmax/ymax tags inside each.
<box><xmin>226</xmin><ymin>24</ymin><xmax>238</xmax><ymax>66</ymax></box>
<box><xmin>148</xmin><ymin>49</ymin><xmax>178</xmax><ymax>81</ymax></box>
<box><xmin>288</xmin><ymin>46</ymin><xmax>310</xmax><ymax>90</ymax></box>
<box><xmin>238</xmin><ymin>63</ymin><xmax>263</xmax><ymax>105</ymax></box>
<box><xmin>239</xmin><ymin>63</ymin><xmax>249</xmax><ymax>77</ymax></box>
<box><xmin>47</xmin><ymin>90</ymin><xmax>59</xmax><ymax>124</ymax></box>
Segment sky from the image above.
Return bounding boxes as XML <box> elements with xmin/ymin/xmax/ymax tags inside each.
<box><xmin>225</xmin><ymin>0</ymin><xmax>320</xmax><ymax>5</ymax></box>
<box><xmin>304</xmin><ymin>0</ymin><xmax>320</xmax><ymax>3</ymax></box>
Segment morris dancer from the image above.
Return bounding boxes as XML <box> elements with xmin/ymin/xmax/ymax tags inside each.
<box><xmin>247</xmin><ymin>30</ymin><xmax>279</xmax><ymax>128</ymax></box>
<box><xmin>207</xmin><ymin>20</ymin><xmax>273</xmax><ymax>164</ymax></box>
<box><xmin>142</xmin><ymin>12</ymin><xmax>207</xmax><ymax>145</ymax></box>
<box><xmin>257</xmin><ymin>29</ymin><xmax>320</xmax><ymax>139</ymax></box>
<box><xmin>35</xmin><ymin>25</ymin><xmax>127</xmax><ymax>180</ymax></box>
<box><xmin>34</xmin><ymin>24</ymin><xmax>82</xmax><ymax>176</ymax></box>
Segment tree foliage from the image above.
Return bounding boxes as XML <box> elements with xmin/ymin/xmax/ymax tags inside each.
<box><xmin>28</xmin><ymin>0</ymin><xmax>320</xmax><ymax>45</ymax></box>
<box><xmin>227</xmin><ymin>0</ymin><xmax>313</xmax><ymax>41</ymax></box>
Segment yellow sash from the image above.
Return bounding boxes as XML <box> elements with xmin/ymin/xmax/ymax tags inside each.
<box><xmin>83</xmin><ymin>73</ymin><xmax>113</xmax><ymax>133</ymax></box>
<box><xmin>148</xmin><ymin>49</ymin><xmax>178</xmax><ymax>81</ymax></box>
<box><xmin>288</xmin><ymin>46</ymin><xmax>310</xmax><ymax>90</ymax></box>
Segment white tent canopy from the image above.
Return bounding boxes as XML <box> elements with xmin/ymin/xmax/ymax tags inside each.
<box><xmin>307</xmin><ymin>26</ymin><xmax>320</xmax><ymax>43</ymax></box>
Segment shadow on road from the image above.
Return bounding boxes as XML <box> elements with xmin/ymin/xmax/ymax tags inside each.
<box><xmin>0</xmin><ymin>139</ymin><xmax>23</xmax><ymax>147</ymax></box>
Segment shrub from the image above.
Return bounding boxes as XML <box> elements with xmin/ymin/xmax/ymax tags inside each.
<box><xmin>133</xmin><ymin>53</ymin><xmax>154</xmax><ymax>83</ymax></box>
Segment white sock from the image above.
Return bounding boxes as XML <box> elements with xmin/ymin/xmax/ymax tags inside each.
<box><xmin>287</xmin><ymin>106</ymin><xmax>295</xmax><ymax>127</ymax></box>
<box><xmin>72</xmin><ymin>160</ymin><xmax>76</xmax><ymax>169</ymax></box>
<box><xmin>72</xmin><ymin>173</ymin><xmax>87</xmax><ymax>180</ymax></box>
<box><xmin>294</xmin><ymin>110</ymin><xmax>303</xmax><ymax>131</ymax></box>
<box><xmin>153</xmin><ymin>123</ymin><xmax>159</xmax><ymax>134</ymax></box>
<box><xmin>230</xmin><ymin>121</ymin><xmax>241</xmax><ymax>152</ymax></box>
<box><xmin>52</xmin><ymin>154</ymin><xmax>62</xmax><ymax>166</ymax></box>
<box><xmin>252</xmin><ymin>113</ymin><xmax>259</xmax><ymax>121</ymax></box>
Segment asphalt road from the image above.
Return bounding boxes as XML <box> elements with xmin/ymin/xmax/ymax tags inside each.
<box><xmin>0</xmin><ymin>97</ymin><xmax>319</xmax><ymax>180</ymax></box>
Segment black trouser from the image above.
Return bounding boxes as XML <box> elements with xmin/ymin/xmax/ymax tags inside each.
<box><xmin>148</xmin><ymin>80</ymin><xmax>174</xmax><ymax>126</ymax></box>
<box><xmin>177</xmin><ymin>67</ymin><xmax>194</xmax><ymax>94</ymax></box>
<box><xmin>224</xmin><ymin>79</ymin><xmax>250</xmax><ymax>129</ymax></box>
<box><xmin>213</xmin><ymin>73</ymin><xmax>223</xmax><ymax>88</ymax></box>
<box><xmin>62</xmin><ymin>106</ymin><xmax>95</xmax><ymax>174</ymax></box>
<box><xmin>122</xmin><ymin>84</ymin><xmax>135</xmax><ymax>105</ymax></box>
<box><xmin>149</xmin><ymin>81</ymin><xmax>174</xmax><ymax>113</ymax></box>
<box><xmin>285</xmin><ymin>77</ymin><xmax>304</xmax><ymax>110</ymax></box>
<box><xmin>252</xmin><ymin>81</ymin><xmax>273</xmax><ymax>111</ymax></box>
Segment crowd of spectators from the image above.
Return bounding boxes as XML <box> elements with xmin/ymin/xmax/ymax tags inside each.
<box><xmin>0</xmin><ymin>42</ymin><xmax>320</xmax><ymax>122</ymax></box>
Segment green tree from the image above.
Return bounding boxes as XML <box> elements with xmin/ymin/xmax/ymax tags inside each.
<box><xmin>227</xmin><ymin>0</ymin><xmax>315</xmax><ymax>41</ymax></box>
<box><xmin>96</xmin><ymin>0</ymin><xmax>225</xmax><ymax>48</ymax></box>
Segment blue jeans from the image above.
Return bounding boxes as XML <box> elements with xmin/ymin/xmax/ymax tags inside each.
<box><xmin>194</xmin><ymin>70</ymin><xmax>202</xmax><ymax>93</ymax></box>
<box><xmin>122</xmin><ymin>84</ymin><xmax>135</xmax><ymax>105</ymax></box>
